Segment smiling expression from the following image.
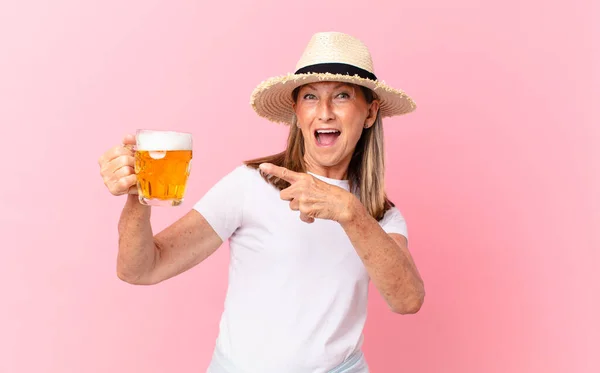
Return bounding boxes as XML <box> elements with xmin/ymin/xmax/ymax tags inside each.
<box><xmin>292</xmin><ymin>82</ymin><xmax>380</xmax><ymax>179</ymax></box>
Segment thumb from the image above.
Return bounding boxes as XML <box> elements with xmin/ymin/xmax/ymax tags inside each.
<box><xmin>122</xmin><ymin>134</ymin><xmax>136</xmax><ymax>146</ymax></box>
<box><xmin>300</xmin><ymin>213</ymin><xmax>315</xmax><ymax>224</ymax></box>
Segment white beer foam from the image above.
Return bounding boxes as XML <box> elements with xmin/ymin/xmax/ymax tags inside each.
<box><xmin>136</xmin><ymin>131</ymin><xmax>192</xmax><ymax>151</ymax></box>
<box><xmin>149</xmin><ymin>151</ymin><xmax>166</xmax><ymax>159</ymax></box>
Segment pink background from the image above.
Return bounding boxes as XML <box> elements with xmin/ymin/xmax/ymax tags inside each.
<box><xmin>1</xmin><ymin>1</ymin><xmax>598</xmax><ymax>372</ymax></box>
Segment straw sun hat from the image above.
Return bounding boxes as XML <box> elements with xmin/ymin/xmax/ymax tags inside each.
<box><xmin>250</xmin><ymin>31</ymin><xmax>416</xmax><ymax>125</ymax></box>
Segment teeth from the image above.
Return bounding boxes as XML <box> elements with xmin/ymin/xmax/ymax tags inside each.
<box><xmin>315</xmin><ymin>129</ymin><xmax>340</xmax><ymax>145</ymax></box>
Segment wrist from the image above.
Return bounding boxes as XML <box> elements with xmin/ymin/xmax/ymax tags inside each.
<box><xmin>125</xmin><ymin>193</ymin><xmax>150</xmax><ymax>211</ymax></box>
<box><xmin>126</xmin><ymin>193</ymin><xmax>140</xmax><ymax>204</ymax></box>
<box><xmin>338</xmin><ymin>193</ymin><xmax>366</xmax><ymax>226</ymax></box>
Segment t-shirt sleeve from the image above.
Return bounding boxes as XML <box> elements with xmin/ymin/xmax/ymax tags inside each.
<box><xmin>192</xmin><ymin>165</ymin><xmax>248</xmax><ymax>242</ymax></box>
<box><xmin>379</xmin><ymin>206</ymin><xmax>409</xmax><ymax>240</ymax></box>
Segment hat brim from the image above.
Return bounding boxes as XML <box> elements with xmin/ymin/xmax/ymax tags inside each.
<box><xmin>250</xmin><ymin>72</ymin><xmax>416</xmax><ymax>125</ymax></box>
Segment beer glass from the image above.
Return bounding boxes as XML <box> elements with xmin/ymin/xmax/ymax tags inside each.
<box><xmin>134</xmin><ymin>129</ymin><xmax>193</xmax><ymax>206</ymax></box>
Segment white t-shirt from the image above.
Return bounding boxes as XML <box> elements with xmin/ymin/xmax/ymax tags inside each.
<box><xmin>193</xmin><ymin>165</ymin><xmax>408</xmax><ymax>373</ymax></box>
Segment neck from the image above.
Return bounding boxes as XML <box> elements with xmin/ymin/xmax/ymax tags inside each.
<box><xmin>303</xmin><ymin>155</ymin><xmax>351</xmax><ymax>180</ymax></box>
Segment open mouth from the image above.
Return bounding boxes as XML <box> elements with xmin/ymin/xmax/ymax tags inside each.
<box><xmin>315</xmin><ymin>129</ymin><xmax>341</xmax><ymax>146</ymax></box>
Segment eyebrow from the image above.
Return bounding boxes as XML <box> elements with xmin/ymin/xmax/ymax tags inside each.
<box><xmin>304</xmin><ymin>83</ymin><xmax>351</xmax><ymax>91</ymax></box>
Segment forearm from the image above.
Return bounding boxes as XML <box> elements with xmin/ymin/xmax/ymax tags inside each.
<box><xmin>116</xmin><ymin>194</ymin><xmax>158</xmax><ymax>284</ymax></box>
<box><xmin>340</xmin><ymin>199</ymin><xmax>425</xmax><ymax>314</ymax></box>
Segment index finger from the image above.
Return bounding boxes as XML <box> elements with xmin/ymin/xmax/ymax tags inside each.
<box><xmin>259</xmin><ymin>163</ymin><xmax>300</xmax><ymax>183</ymax></box>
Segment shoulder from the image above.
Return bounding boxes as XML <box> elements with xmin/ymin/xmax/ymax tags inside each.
<box><xmin>203</xmin><ymin>164</ymin><xmax>273</xmax><ymax>194</ymax></box>
<box><xmin>219</xmin><ymin>164</ymin><xmax>262</xmax><ymax>183</ymax></box>
<box><xmin>379</xmin><ymin>206</ymin><xmax>409</xmax><ymax>239</ymax></box>
<box><xmin>192</xmin><ymin>165</ymin><xmax>259</xmax><ymax>242</ymax></box>
<box><xmin>380</xmin><ymin>206</ymin><xmax>405</xmax><ymax>224</ymax></box>
<box><xmin>207</xmin><ymin>164</ymin><xmax>272</xmax><ymax>195</ymax></box>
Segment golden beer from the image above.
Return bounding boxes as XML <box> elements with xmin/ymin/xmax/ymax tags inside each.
<box><xmin>134</xmin><ymin>130</ymin><xmax>193</xmax><ymax>206</ymax></box>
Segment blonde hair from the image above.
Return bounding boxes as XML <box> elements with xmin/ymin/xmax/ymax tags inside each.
<box><xmin>245</xmin><ymin>85</ymin><xmax>394</xmax><ymax>221</ymax></box>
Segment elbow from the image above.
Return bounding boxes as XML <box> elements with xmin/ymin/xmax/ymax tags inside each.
<box><xmin>117</xmin><ymin>268</ymin><xmax>142</xmax><ymax>285</ymax></box>
<box><xmin>390</xmin><ymin>286</ymin><xmax>426</xmax><ymax>315</ymax></box>
<box><xmin>116</xmin><ymin>266</ymin><xmax>156</xmax><ymax>286</ymax></box>
<box><xmin>391</xmin><ymin>299</ymin><xmax>424</xmax><ymax>315</ymax></box>
<box><xmin>115</xmin><ymin>245</ymin><xmax>160</xmax><ymax>285</ymax></box>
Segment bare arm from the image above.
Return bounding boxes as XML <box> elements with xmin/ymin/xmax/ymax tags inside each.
<box><xmin>116</xmin><ymin>194</ymin><xmax>223</xmax><ymax>285</ymax></box>
<box><xmin>99</xmin><ymin>135</ymin><xmax>224</xmax><ymax>285</ymax></box>
<box><xmin>340</xmin><ymin>199</ymin><xmax>425</xmax><ymax>314</ymax></box>
<box><xmin>257</xmin><ymin>163</ymin><xmax>425</xmax><ymax>315</ymax></box>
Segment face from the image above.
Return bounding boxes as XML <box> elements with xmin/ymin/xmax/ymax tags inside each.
<box><xmin>293</xmin><ymin>82</ymin><xmax>380</xmax><ymax>179</ymax></box>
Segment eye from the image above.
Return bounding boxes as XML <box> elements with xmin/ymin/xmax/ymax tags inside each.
<box><xmin>336</xmin><ymin>92</ymin><xmax>350</xmax><ymax>99</ymax></box>
<box><xmin>303</xmin><ymin>93</ymin><xmax>317</xmax><ymax>100</ymax></box>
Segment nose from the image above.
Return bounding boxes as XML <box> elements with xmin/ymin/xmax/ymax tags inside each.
<box><xmin>317</xmin><ymin>98</ymin><xmax>335</xmax><ymax>122</ymax></box>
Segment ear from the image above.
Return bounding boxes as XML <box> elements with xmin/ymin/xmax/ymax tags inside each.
<box><xmin>291</xmin><ymin>103</ymin><xmax>301</xmax><ymax>128</ymax></box>
<box><xmin>364</xmin><ymin>100</ymin><xmax>380</xmax><ymax>128</ymax></box>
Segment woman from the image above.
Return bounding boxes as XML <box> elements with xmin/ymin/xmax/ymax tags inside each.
<box><xmin>98</xmin><ymin>32</ymin><xmax>425</xmax><ymax>373</ymax></box>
